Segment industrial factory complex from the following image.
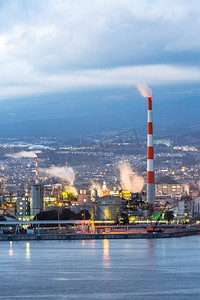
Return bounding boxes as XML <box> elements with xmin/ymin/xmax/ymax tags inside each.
<box><xmin>0</xmin><ymin>88</ymin><xmax>199</xmax><ymax>238</ymax></box>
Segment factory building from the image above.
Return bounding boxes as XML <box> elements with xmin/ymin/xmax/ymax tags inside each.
<box><xmin>193</xmin><ymin>197</ymin><xmax>200</xmax><ymax>218</ymax></box>
<box><xmin>173</xmin><ymin>196</ymin><xmax>193</xmax><ymax>221</ymax></box>
<box><xmin>30</xmin><ymin>184</ymin><xmax>44</xmax><ymax>217</ymax></box>
<box><xmin>94</xmin><ymin>195</ymin><xmax>122</xmax><ymax>221</ymax></box>
<box><xmin>77</xmin><ymin>192</ymin><xmax>90</xmax><ymax>203</ymax></box>
<box><xmin>155</xmin><ymin>184</ymin><xmax>184</xmax><ymax>197</ymax></box>
<box><xmin>16</xmin><ymin>196</ymin><xmax>30</xmax><ymax>219</ymax></box>
<box><xmin>4</xmin><ymin>203</ymin><xmax>16</xmax><ymax>216</ymax></box>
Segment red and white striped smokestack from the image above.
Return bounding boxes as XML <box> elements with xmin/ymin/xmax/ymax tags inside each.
<box><xmin>35</xmin><ymin>156</ymin><xmax>38</xmax><ymax>184</ymax></box>
<box><xmin>147</xmin><ymin>97</ymin><xmax>155</xmax><ymax>204</ymax></box>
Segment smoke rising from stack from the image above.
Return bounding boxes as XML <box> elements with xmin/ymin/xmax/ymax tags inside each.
<box><xmin>183</xmin><ymin>183</ymin><xmax>190</xmax><ymax>196</ymax></box>
<box><xmin>40</xmin><ymin>166</ymin><xmax>75</xmax><ymax>185</ymax></box>
<box><xmin>6</xmin><ymin>151</ymin><xmax>41</xmax><ymax>158</ymax></box>
<box><xmin>90</xmin><ymin>180</ymin><xmax>103</xmax><ymax>196</ymax></box>
<box><xmin>118</xmin><ymin>162</ymin><xmax>144</xmax><ymax>193</ymax></box>
<box><xmin>137</xmin><ymin>83</ymin><xmax>155</xmax><ymax>204</ymax></box>
<box><xmin>137</xmin><ymin>84</ymin><xmax>152</xmax><ymax>98</ymax></box>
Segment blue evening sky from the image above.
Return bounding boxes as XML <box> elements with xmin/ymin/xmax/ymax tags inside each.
<box><xmin>0</xmin><ymin>0</ymin><xmax>199</xmax><ymax>135</ymax></box>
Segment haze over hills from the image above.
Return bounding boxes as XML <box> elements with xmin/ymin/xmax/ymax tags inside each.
<box><xmin>0</xmin><ymin>0</ymin><xmax>199</xmax><ymax>142</ymax></box>
<box><xmin>0</xmin><ymin>85</ymin><xmax>199</xmax><ymax>139</ymax></box>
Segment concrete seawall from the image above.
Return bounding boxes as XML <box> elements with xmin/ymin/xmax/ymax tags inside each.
<box><xmin>0</xmin><ymin>230</ymin><xmax>199</xmax><ymax>241</ymax></box>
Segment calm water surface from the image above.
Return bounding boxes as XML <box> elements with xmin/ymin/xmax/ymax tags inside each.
<box><xmin>0</xmin><ymin>236</ymin><xmax>200</xmax><ymax>299</ymax></box>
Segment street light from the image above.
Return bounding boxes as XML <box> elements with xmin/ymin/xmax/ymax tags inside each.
<box><xmin>83</xmin><ymin>198</ymin><xmax>87</xmax><ymax>220</ymax></box>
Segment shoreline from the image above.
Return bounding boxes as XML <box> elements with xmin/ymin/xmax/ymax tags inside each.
<box><xmin>1</xmin><ymin>229</ymin><xmax>199</xmax><ymax>241</ymax></box>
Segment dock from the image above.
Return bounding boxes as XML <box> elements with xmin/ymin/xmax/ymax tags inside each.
<box><xmin>1</xmin><ymin>229</ymin><xmax>199</xmax><ymax>241</ymax></box>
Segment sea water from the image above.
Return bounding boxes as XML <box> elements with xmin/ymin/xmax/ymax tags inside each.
<box><xmin>0</xmin><ymin>236</ymin><xmax>200</xmax><ymax>299</ymax></box>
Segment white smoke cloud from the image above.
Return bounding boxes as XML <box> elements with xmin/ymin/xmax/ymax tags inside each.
<box><xmin>183</xmin><ymin>183</ymin><xmax>190</xmax><ymax>196</ymax></box>
<box><xmin>137</xmin><ymin>84</ymin><xmax>152</xmax><ymax>98</ymax></box>
<box><xmin>119</xmin><ymin>161</ymin><xmax>144</xmax><ymax>193</ymax></box>
<box><xmin>90</xmin><ymin>180</ymin><xmax>103</xmax><ymax>196</ymax></box>
<box><xmin>40</xmin><ymin>166</ymin><xmax>75</xmax><ymax>185</ymax></box>
<box><xmin>6</xmin><ymin>150</ymin><xmax>41</xmax><ymax>158</ymax></box>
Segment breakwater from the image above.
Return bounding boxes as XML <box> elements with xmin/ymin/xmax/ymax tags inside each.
<box><xmin>1</xmin><ymin>229</ymin><xmax>199</xmax><ymax>241</ymax></box>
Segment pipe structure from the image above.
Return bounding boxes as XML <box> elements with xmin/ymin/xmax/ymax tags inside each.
<box><xmin>35</xmin><ymin>156</ymin><xmax>38</xmax><ymax>184</ymax></box>
<box><xmin>147</xmin><ymin>97</ymin><xmax>155</xmax><ymax>204</ymax></box>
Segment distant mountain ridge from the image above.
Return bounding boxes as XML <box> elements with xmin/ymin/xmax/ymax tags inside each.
<box><xmin>0</xmin><ymin>85</ymin><xmax>198</xmax><ymax>138</ymax></box>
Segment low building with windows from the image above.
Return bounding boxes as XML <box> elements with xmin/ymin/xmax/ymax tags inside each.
<box><xmin>16</xmin><ymin>196</ymin><xmax>30</xmax><ymax>219</ymax></box>
<box><xmin>155</xmin><ymin>184</ymin><xmax>184</xmax><ymax>197</ymax></box>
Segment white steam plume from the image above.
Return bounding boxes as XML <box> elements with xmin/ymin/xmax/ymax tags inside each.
<box><xmin>183</xmin><ymin>183</ymin><xmax>190</xmax><ymax>196</ymax></box>
<box><xmin>119</xmin><ymin>162</ymin><xmax>144</xmax><ymax>193</ymax></box>
<box><xmin>40</xmin><ymin>166</ymin><xmax>75</xmax><ymax>185</ymax></box>
<box><xmin>137</xmin><ymin>84</ymin><xmax>152</xmax><ymax>98</ymax></box>
<box><xmin>6</xmin><ymin>150</ymin><xmax>41</xmax><ymax>158</ymax></box>
<box><xmin>90</xmin><ymin>180</ymin><xmax>103</xmax><ymax>197</ymax></box>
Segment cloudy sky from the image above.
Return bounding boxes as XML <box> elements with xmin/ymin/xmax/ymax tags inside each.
<box><xmin>0</xmin><ymin>0</ymin><xmax>199</xmax><ymax>136</ymax></box>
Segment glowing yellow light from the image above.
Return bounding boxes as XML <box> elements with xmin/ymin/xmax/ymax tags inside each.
<box><xmin>26</xmin><ymin>242</ymin><xmax>30</xmax><ymax>260</ymax></box>
<box><xmin>103</xmin><ymin>239</ymin><xmax>110</xmax><ymax>267</ymax></box>
<box><xmin>9</xmin><ymin>241</ymin><xmax>13</xmax><ymax>256</ymax></box>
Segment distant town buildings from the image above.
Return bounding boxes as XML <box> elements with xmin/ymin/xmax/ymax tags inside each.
<box><xmin>0</xmin><ymin>133</ymin><xmax>199</xmax><ymax>223</ymax></box>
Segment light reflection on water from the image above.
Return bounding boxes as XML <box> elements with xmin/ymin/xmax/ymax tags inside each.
<box><xmin>26</xmin><ymin>242</ymin><xmax>30</xmax><ymax>260</ymax></box>
<box><xmin>8</xmin><ymin>241</ymin><xmax>13</xmax><ymax>256</ymax></box>
<box><xmin>0</xmin><ymin>237</ymin><xmax>200</xmax><ymax>299</ymax></box>
<box><xmin>103</xmin><ymin>239</ymin><xmax>110</xmax><ymax>267</ymax></box>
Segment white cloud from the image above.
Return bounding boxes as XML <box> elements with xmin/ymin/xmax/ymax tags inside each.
<box><xmin>0</xmin><ymin>64</ymin><xmax>199</xmax><ymax>99</ymax></box>
<box><xmin>0</xmin><ymin>0</ymin><xmax>199</xmax><ymax>99</ymax></box>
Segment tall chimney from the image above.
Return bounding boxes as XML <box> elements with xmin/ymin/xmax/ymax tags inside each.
<box><xmin>147</xmin><ymin>97</ymin><xmax>155</xmax><ymax>204</ymax></box>
<box><xmin>35</xmin><ymin>156</ymin><xmax>38</xmax><ymax>184</ymax></box>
